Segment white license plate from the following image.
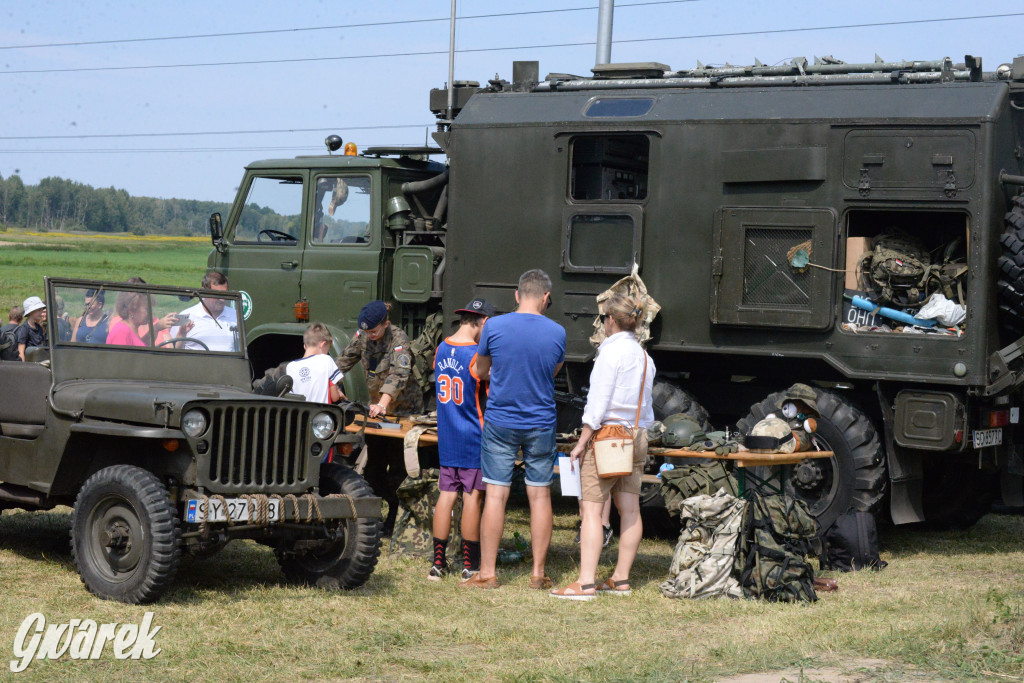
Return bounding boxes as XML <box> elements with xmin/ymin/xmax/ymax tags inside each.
<box><xmin>185</xmin><ymin>498</ymin><xmax>281</xmax><ymax>524</ymax></box>
<box><xmin>973</xmin><ymin>428</ymin><xmax>1004</xmax><ymax>449</ymax></box>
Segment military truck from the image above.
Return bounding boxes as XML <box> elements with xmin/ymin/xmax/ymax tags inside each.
<box><xmin>206</xmin><ymin>54</ymin><xmax>1024</xmax><ymax>532</ymax></box>
<box><xmin>432</xmin><ymin>55</ymin><xmax>1024</xmax><ymax>530</ymax></box>
<box><xmin>0</xmin><ymin>278</ymin><xmax>382</xmax><ymax>603</ymax></box>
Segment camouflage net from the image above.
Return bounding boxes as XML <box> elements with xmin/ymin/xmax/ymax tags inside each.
<box><xmin>589</xmin><ymin>263</ymin><xmax>661</xmax><ymax>349</ymax></box>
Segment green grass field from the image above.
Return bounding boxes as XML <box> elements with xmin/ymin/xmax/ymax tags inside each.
<box><xmin>1</xmin><ymin>231</ymin><xmax>1023</xmax><ymax>681</ymax></box>
<box><xmin>0</xmin><ymin>230</ymin><xmax>210</xmax><ymax>310</ymax></box>
<box><xmin>2</xmin><ymin>504</ymin><xmax>1023</xmax><ymax>682</ymax></box>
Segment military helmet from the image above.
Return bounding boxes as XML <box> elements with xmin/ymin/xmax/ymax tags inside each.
<box><xmin>746</xmin><ymin>416</ymin><xmax>797</xmax><ymax>454</ymax></box>
<box><xmin>661</xmin><ymin>413</ymin><xmax>705</xmax><ymax>449</ymax></box>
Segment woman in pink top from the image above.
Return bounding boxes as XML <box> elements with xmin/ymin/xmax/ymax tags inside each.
<box><xmin>106</xmin><ymin>290</ymin><xmax>175</xmax><ymax>347</ymax></box>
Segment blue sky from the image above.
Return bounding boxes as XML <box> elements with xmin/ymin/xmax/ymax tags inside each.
<box><xmin>2</xmin><ymin>1</ymin><xmax>1022</xmax><ymax>202</ymax></box>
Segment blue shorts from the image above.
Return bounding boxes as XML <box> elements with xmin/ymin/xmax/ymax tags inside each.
<box><xmin>480</xmin><ymin>421</ymin><xmax>556</xmax><ymax>488</ymax></box>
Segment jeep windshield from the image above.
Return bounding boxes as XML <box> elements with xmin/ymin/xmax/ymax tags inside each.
<box><xmin>49</xmin><ymin>279</ymin><xmax>244</xmax><ymax>356</ymax></box>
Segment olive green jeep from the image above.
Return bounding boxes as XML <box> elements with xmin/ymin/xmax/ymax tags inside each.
<box><xmin>0</xmin><ymin>277</ymin><xmax>382</xmax><ymax>604</ymax></box>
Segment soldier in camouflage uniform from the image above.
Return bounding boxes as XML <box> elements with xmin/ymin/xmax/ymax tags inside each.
<box><xmin>337</xmin><ymin>300</ymin><xmax>424</xmax><ymax>534</ymax></box>
<box><xmin>336</xmin><ymin>300</ymin><xmax>423</xmax><ymax>418</ymax></box>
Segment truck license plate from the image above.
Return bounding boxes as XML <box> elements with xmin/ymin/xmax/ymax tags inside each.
<box><xmin>185</xmin><ymin>498</ymin><xmax>281</xmax><ymax>524</ymax></box>
<box><xmin>972</xmin><ymin>428</ymin><xmax>1003</xmax><ymax>449</ymax></box>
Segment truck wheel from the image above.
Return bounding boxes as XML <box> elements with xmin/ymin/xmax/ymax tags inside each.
<box><xmin>276</xmin><ymin>464</ymin><xmax>382</xmax><ymax>589</ymax></box>
<box><xmin>735</xmin><ymin>387</ymin><xmax>887</xmax><ymax>529</ymax></box>
<box><xmin>70</xmin><ymin>465</ymin><xmax>181</xmax><ymax>604</ymax></box>
<box><xmin>998</xmin><ymin>194</ymin><xmax>1024</xmax><ymax>335</ymax></box>
<box><xmin>922</xmin><ymin>461</ymin><xmax>998</xmax><ymax>530</ymax></box>
<box><xmin>651</xmin><ymin>379</ymin><xmax>712</xmax><ymax>431</ymax></box>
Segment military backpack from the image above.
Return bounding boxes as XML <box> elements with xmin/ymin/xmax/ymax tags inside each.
<box><xmin>736</xmin><ymin>492</ymin><xmax>822</xmax><ymax>602</ymax></box>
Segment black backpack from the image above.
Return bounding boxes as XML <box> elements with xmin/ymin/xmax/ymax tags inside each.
<box><xmin>0</xmin><ymin>325</ymin><xmax>19</xmax><ymax>361</ymax></box>
<box><xmin>821</xmin><ymin>511</ymin><xmax>886</xmax><ymax>572</ymax></box>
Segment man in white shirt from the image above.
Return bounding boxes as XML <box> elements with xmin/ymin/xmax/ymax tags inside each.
<box><xmin>172</xmin><ymin>271</ymin><xmax>239</xmax><ymax>352</ymax></box>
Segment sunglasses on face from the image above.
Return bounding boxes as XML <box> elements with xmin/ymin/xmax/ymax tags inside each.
<box><xmin>599</xmin><ymin>313</ymin><xmax>609</xmax><ymax>323</ymax></box>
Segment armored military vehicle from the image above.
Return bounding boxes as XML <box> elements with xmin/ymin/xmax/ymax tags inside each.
<box><xmin>205</xmin><ymin>54</ymin><xmax>1024</xmax><ymax>531</ymax></box>
<box><xmin>431</xmin><ymin>55</ymin><xmax>1024</xmax><ymax>530</ymax></box>
<box><xmin>0</xmin><ymin>278</ymin><xmax>382</xmax><ymax>603</ymax></box>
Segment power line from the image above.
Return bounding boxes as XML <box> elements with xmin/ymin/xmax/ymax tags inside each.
<box><xmin>0</xmin><ymin>1</ymin><xmax>700</xmax><ymax>51</ymax></box>
<box><xmin>0</xmin><ymin>146</ymin><xmax>329</xmax><ymax>154</ymax></box>
<box><xmin>0</xmin><ymin>123</ymin><xmax>430</xmax><ymax>141</ymax></box>
<box><xmin>2</xmin><ymin>12</ymin><xmax>1020</xmax><ymax>76</ymax></box>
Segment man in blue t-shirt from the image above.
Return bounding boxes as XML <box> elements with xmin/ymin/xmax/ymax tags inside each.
<box><xmin>460</xmin><ymin>270</ymin><xmax>566</xmax><ymax>590</ymax></box>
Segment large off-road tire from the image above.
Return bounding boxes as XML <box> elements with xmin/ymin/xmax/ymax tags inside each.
<box><xmin>276</xmin><ymin>464</ymin><xmax>382</xmax><ymax>589</ymax></box>
<box><xmin>71</xmin><ymin>465</ymin><xmax>181</xmax><ymax>604</ymax></box>
<box><xmin>736</xmin><ymin>387</ymin><xmax>887</xmax><ymax>530</ymax></box>
<box><xmin>922</xmin><ymin>461</ymin><xmax>998</xmax><ymax>530</ymax></box>
<box><xmin>651</xmin><ymin>379</ymin><xmax>712</xmax><ymax>431</ymax></box>
<box><xmin>998</xmin><ymin>194</ymin><xmax>1024</xmax><ymax>336</ymax></box>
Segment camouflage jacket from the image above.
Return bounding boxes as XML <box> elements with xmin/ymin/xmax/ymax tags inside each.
<box><xmin>336</xmin><ymin>324</ymin><xmax>423</xmax><ymax>415</ymax></box>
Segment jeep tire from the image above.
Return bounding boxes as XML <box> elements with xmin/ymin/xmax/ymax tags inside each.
<box><xmin>736</xmin><ymin>387</ymin><xmax>887</xmax><ymax>530</ymax></box>
<box><xmin>71</xmin><ymin>465</ymin><xmax>181</xmax><ymax>604</ymax></box>
<box><xmin>276</xmin><ymin>464</ymin><xmax>382</xmax><ymax>589</ymax></box>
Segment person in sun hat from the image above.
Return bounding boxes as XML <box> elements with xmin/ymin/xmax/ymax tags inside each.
<box><xmin>15</xmin><ymin>296</ymin><xmax>47</xmax><ymax>361</ymax></box>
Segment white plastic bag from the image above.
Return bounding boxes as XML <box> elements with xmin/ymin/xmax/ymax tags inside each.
<box><xmin>915</xmin><ymin>293</ymin><xmax>966</xmax><ymax>327</ymax></box>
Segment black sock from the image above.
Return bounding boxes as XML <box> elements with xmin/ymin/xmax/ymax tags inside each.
<box><xmin>433</xmin><ymin>537</ymin><xmax>448</xmax><ymax>568</ymax></box>
<box><xmin>463</xmin><ymin>539</ymin><xmax>481</xmax><ymax>571</ymax></box>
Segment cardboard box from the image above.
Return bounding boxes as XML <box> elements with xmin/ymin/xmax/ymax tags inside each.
<box><xmin>845</xmin><ymin>237</ymin><xmax>871</xmax><ymax>290</ymax></box>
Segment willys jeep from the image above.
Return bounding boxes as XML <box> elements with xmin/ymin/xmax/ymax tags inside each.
<box><xmin>0</xmin><ymin>277</ymin><xmax>382</xmax><ymax>603</ymax></box>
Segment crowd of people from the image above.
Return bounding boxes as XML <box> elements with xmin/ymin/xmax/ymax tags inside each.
<box><xmin>306</xmin><ymin>268</ymin><xmax>656</xmax><ymax>599</ymax></box>
<box><xmin>6</xmin><ymin>267</ymin><xmax>656</xmax><ymax>600</ymax></box>
<box><xmin>3</xmin><ymin>272</ymin><xmax>237</xmax><ymax>359</ymax></box>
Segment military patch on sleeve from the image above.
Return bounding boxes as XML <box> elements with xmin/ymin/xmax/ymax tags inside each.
<box><xmin>394</xmin><ymin>346</ymin><xmax>403</xmax><ymax>351</ymax></box>
<box><xmin>398</xmin><ymin>354</ymin><xmax>410</xmax><ymax>368</ymax></box>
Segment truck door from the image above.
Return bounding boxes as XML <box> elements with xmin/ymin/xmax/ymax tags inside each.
<box><xmin>300</xmin><ymin>173</ymin><xmax>380</xmax><ymax>330</ymax></box>
<box><xmin>220</xmin><ymin>172</ymin><xmax>307</xmax><ymax>330</ymax></box>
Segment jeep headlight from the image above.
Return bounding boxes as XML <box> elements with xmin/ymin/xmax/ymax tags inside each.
<box><xmin>312</xmin><ymin>412</ymin><xmax>336</xmax><ymax>440</ymax></box>
<box><xmin>181</xmin><ymin>409</ymin><xmax>208</xmax><ymax>438</ymax></box>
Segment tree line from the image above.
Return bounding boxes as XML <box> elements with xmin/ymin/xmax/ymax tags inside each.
<box><xmin>0</xmin><ymin>174</ymin><xmax>231</xmax><ymax>236</ymax></box>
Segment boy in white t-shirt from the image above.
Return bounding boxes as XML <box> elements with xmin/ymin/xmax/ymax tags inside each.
<box><xmin>286</xmin><ymin>322</ymin><xmax>344</xmax><ymax>404</ymax></box>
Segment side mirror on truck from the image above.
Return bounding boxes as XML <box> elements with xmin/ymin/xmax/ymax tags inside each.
<box><xmin>209</xmin><ymin>212</ymin><xmax>224</xmax><ymax>252</ymax></box>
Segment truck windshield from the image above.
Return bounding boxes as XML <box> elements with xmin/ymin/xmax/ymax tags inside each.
<box><xmin>52</xmin><ymin>283</ymin><xmax>243</xmax><ymax>354</ymax></box>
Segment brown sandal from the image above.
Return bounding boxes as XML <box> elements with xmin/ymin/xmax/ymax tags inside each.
<box><xmin>596</xmin><ymin>578</ymin><xmax>631</xmax><ymax>595</ymax></box>
<box><xmin>550</xmin><ymin>582</ymin><xmax>596</xmax><ymax>601</ymax></box>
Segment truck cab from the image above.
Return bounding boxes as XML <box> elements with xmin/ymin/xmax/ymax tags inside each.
<box><xmin>207</xmin><ymin>147</ymin><xmax>447</xmax><ymax>398</ymax></box>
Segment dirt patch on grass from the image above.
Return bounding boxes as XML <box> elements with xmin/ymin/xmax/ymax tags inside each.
<box><xmin>716</xmin><ymin>658</ymin><xmax>950</xmax><ymax>682</ymax></box>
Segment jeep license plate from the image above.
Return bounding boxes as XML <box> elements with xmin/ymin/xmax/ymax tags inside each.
<box><xmin>185</xmin><ymin>498</ymin><xmax>282</xmax><ymax>524</ymax></box>
<box><xmin>972</xmin><ymin>428</ymin><xmax>1003</xmax><ymax>449</ymax></box>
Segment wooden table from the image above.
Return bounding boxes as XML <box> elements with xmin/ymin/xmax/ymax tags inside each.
<box><xmin>346</xmin><ymin>417</ymin><xmax>832</xmax><ymax>497</ymax></box>
<box><xmin>345</xmin><ymin>417</ymin><xmax>438</xmax><ymax>445</ymax></box>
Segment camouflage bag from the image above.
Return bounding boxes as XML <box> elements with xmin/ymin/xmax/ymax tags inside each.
<box><xmin>660</xmin><ymin>461</ymin><xmax>739</xmax><ymax>519</ymax></box>
<box><xmin>660</xmin><ymin>490</ymin><xmax>746</xmax><ymax>600</ymax></box>
<box><xmin>860</xmin><ymin>232</ymin><xmax>930</xmax><ymax>309</ymax></box>
<box><xmin>388</xmin><ymin>468</ymin><xmax>462</xmax><ymax>560</ymax></box>
<box><xmin>409</xmin><ymin>312</ymin><xmax>444</xmax><ymax>402</ymax></box>
<box><xmin>736</xmin><ymin>492</ymin><xmax>821</xmax><ymax>602</ymax></box>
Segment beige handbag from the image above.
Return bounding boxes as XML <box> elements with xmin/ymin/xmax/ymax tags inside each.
<box><xmin>591</xmin><ymin>356</ymin><xmax>648</xmax><ymax>479</ymax></box>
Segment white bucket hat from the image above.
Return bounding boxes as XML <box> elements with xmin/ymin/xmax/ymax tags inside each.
<box><xmin>22</xmin><ymin>296</ymin><xmax>45</xmax><ymax>316</ymax></box>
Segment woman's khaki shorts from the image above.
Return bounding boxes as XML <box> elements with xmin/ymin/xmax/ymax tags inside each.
<box><xmin>580</xmin><ymin>430</ymin><xmax>648</xmax><ymax>503</ymax></box>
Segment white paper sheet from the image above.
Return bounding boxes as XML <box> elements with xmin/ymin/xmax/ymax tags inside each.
<box><xmin>557</xmin><ymin>455</ymin><xmax>582</xmax><ymax>497</ymax></box>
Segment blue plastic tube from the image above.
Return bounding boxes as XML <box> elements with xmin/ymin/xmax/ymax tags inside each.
<box><xmin>849</xmin><ymin>295</ymin><xmax>936</xmax><ymax>327</ymax></box>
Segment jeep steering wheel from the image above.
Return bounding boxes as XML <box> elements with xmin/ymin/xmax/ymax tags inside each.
<box><xmin>257</xmin><ymin>229</ymin><xmax>295</xmax><ymax>243</ymax></box>
<box><xmin>156</xmin><ymin>337</ymin><xmax>210</xmax><ymax>351</ymax></box>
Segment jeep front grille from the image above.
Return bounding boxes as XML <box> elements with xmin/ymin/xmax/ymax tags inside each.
<box><xmin>202</xmin><ymin>404</ymin><xmax>313</xmax><ymax>491</ymax></box>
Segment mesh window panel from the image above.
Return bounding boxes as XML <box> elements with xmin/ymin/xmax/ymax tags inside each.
<box><xmin>742</xmin><ymin>227</ymin><xmax>813</xmax><ymax>308</ymax></box>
